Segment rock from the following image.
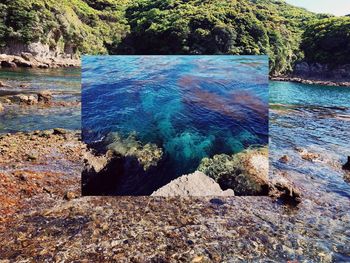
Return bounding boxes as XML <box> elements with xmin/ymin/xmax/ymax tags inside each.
<box><xmin>0</xmin><ymin>103</ymin><xmax>4</xmax><ymax>113</ymax></box>
<box><xmin>269</xmin><ymin>171</ymin><xmax>301</xmax><ymax>204</ymax></box>
<box><xmin>279</xmin><ymin>155</ymin><xmax>290</xmax><ymax>163</ymax></box>
<box><xmin>11</xmin><ymin>94</ymin><xmax>37</xmax><ymax>105</ymax></box>
<box><xmin>342</xmin><ymin>156</ymin><xmax>350</xmax><ymax>171</ymax></box>
<box><xmin>198</xmin><ymin>147</ymin><xmax>269</xmax><ymax>195</ymax></box>
<box><xmin>106</xmin><ymin>132</ymin><xmax>163</xmax><ymax>171</ymax></box>
<box><xmin>151</xmin><ymin>171</ymin><xmax>235</xmax><ymax>197</ymax></box>
<box><xmin>0</xmin><ymin>81</ymin><xmax>11</xmax><ymax>88</ymax></box>
<box><xmin>295</xmin><ymin>147</ymin><xmax>320</xmax><ymax>162</ymax></box>
<box><xmin>12</xmin><ymin>58</ymin><xmax>32</xmax><ymax>68</ymax></box>
<box><xmin>53</xmin><ymin>128</ymin><xmax>67</xmax><ymax>135</ymax></box>
<box><xmin>37</xmin><ymin>90</ymin><xmax>53</xmax><ymax>104</ymax></box>
<box><xmin>1</xmin><ymin>60</ymin><xmax>17</xmax><ymax>68</ymax></box>
<box><xmin>27</xmin><ymin>95</ymin><xmax>37</xmax><ymax>105</ymax></box>
<box><xmin>64</xmin><ymin>191</ymin><xmax>76</xmax><ymax>201</ymax></box>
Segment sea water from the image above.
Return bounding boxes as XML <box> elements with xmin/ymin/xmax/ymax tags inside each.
<box><xmin>82</xmin><ymin>55</ymin><xmax>269</xmax><ymax>194</ymax></box>
<box><xmin>0</xmin><ymin>68</ymin><xmax>81</xmax><ymax>133</ymax></box>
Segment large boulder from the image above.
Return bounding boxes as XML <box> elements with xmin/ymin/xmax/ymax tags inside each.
<box><xmin>198</xmin><ymin>147</ymin><xmax>269</xmax><ymax>195</ymax></box>
<box><xmin>151</xmin><ymin>171</ymin><xmax>235</xmax><ymax>197</ymax></box>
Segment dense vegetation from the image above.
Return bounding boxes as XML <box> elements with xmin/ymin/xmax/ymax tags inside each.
<box><xmin>0</xmin><ymin>0</ymin><xmax>130</xmax><ymax>54</ymax></box>
<box><xmin>0</xmin><ymin>0</ymin><xmax>348</xmax><ymax>74</ymax></box>
<box><xmin>301</xmin><ymin>16</ymin><xmax>350</xmax><ymax>66</ymax></box>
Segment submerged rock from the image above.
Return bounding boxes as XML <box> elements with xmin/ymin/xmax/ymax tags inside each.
<box><xmin>105</xmin><ymin>132</ymin><xmax>163</xmax><ymax>171</ymax></box>
<box><xmin>0</xmin><ymin>102</ymin><xmax>4</xmax><ymax>113</ymax></box>
<box><xmin>198</xmin><ymin>147</ymin><xmax>269</xmax><ymax>195</ymax></box>
<box><xmin>151</xmin><ymin>171</ymin><xmax>235</xmax><ymax>197</ymax></box>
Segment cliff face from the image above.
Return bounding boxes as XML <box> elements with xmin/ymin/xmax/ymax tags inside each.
<box><xmin>0</xmin><ymin>41</ymin><xmax>77</xmax><ymax>60</ymax></box>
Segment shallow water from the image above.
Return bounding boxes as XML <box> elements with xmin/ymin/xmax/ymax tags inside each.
<box><xmin>270</xmin><ymin>81</ymin><xmax>350</xmax><ymax>198</ymax></box>
<box><xmin>0</xmin><ymin>68</ymin><xmax>81</xmax><ymax>133</ymax></box>
<box><xmin>82</xmin><ymin>56</ymin><xmax>269</xmax><ymax>194</ymax></box>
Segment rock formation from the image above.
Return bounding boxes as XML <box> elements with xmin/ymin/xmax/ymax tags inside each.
<box><xmin>198</xmin><ymin>147</ymin><xmax>269</xmax><ymax>195</ymax></box>
<box><xmin>198</xmin><ymin>147</ymin><xmax>301</xmax><ymax>203</ymax></box>
<box><xmin>105</xmin><ymin>132</ymin><xmax>163</xmax><ymax>171</ymax></box>
<box><xmin>151</xmin><ymin>171</ymin><xmax>235</xmax><ymax>197</ymax></box>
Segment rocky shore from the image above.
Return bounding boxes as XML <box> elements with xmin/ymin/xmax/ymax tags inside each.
<box><xmin>0</xmin><ymin>130</ymin><xmax>350</xmax><ymax>261</ymax></box>
<box><xmin>0</xmin><ymin>53</ymin><xmax>80</xmax><ymax>69</ymax></box>
<box><xmin>270</xmin><ymin>76</ymin><xmax>350</xmax><ymax>87</ymax></box>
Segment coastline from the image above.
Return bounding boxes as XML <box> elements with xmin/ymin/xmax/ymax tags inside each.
<box><xmin>270</xmin><ymin>75</ymin><xmax>350</xmax><ymax>87</ymax></box>
<box><xmin>1</xmin><ymin>53</ymin><xmax>349</xmax><ymax>88</ymax></box>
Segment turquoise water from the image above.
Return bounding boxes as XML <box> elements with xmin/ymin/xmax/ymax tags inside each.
<box><xmin>0</xmin><ymin>68</ymin><xmax>81</xmax><ymax>133</ymax></box>
<box><xmin>82</xmin><ymin>55</ymin><xmax>269</xmax><ymax>194</ymax></box>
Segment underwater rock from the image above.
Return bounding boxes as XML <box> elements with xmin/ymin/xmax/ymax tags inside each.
<box><xmin>106</xmin><ymin>132</ymin><xmax>163</xmax><ymax>171</ymax></box>
<box><xmin>0</xmin><ymin>102</ymin><xmax>4</xmax><ymax>113</ymax></box>
<box><xmin>151</xmin><ymin>171</ymin><xmax>235</xmax><ymax>197</ymax></box>
<box><xmin>198</xmin><ymin>147</ymin><xmax>269</xmax><ymax>195</ymax></box>
<box><xmin>279</xmin><ymin>155</ymin><xmax>290</xmax><ymax>163</ymax></box>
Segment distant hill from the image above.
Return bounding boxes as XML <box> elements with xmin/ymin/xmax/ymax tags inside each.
<box><xmin>0</xmin><ymin>0</ymin><xmax>348</xmax><ymax>75</ymax></box>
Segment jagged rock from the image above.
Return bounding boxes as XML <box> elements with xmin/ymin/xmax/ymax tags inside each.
<box><xmin>37</xmin><ymin>90</ymin><xmax>53</xmax><ymax>104</ymax></box>
<box><xmin>198</xmin><ymin>147</ymin><xmax>269</xmax><ymax>195</ymax></box>
<box><xmin>151</xmin><ymin>171</ymin><xmax>235</xmax><ymax>197</ymax></box>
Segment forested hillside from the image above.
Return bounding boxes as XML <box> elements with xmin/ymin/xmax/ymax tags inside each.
<box><xmin>0</xmin><ymin>0</ymin><xmax>348</xmax><ymax>75</ymax></box>
<box><xmin>301</xmin><ymin>17</ymin><xmax>350</xmax><ymax>66</ymax></box>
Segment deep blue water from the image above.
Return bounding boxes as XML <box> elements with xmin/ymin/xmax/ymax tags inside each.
<box><xmin>82</xmin><ymin>56</ymin><xmax>269</xmax><ymax>194</ymax></box>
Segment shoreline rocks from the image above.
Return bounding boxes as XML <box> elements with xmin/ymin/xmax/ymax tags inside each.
<box><xmin>198</xmin><ymin>147</ymin><xmax>270</xmax><ymax>196</ymax></box>
<box><xmin>151</xmin><ymin>171</ymin><xmax>235</xmax><ymax>197</ymax></box>
<box><xmin>271</xmin><ymin>76</ymin><xmax>350</xmax><ymax>87</ymax></box>
<box><xmin>198</xmin><ymin>147</ymin><xmax>301</xmax><ymax>204</ymax></box>
<box><xmin>0</xmin><ymin>53</ymin><xmax>80</xmax><ymax>69</ymax></box>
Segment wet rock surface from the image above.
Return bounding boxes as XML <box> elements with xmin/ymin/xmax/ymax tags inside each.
<box><xmin>0</xmin><ymin>131</ymin><xmax>349</xmax><ymax>261</ymax></box>
<box><xmin>151</xmin><ymin>171</ymin><xmax>235</xmax><ymax>197</ymax></box>
<box><xmin>0</xmin><ymin>129</ymin><xmax>86</xmax><ymax>223</ymax></box>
